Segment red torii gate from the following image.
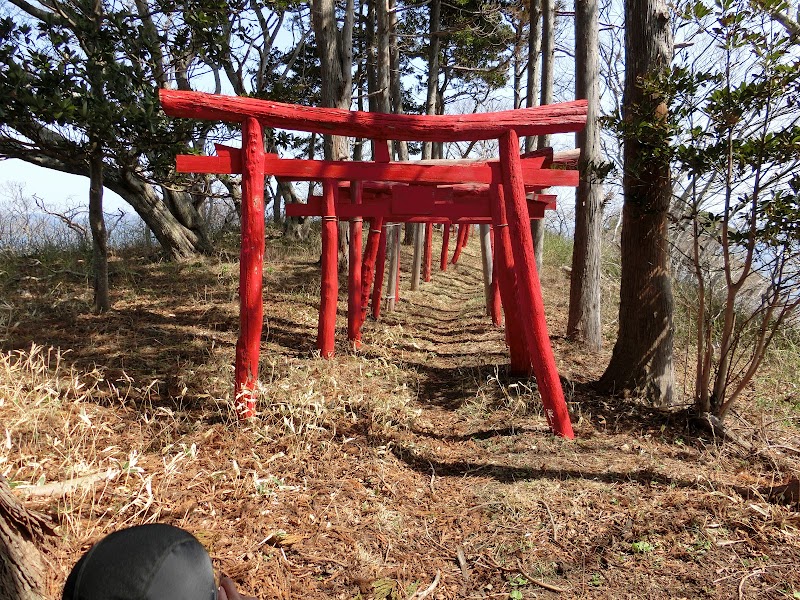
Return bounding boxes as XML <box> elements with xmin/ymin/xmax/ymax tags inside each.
<box><xmin>159</xmin><ymin>89</ymin><xmax>585</xmax><ymax>439</ymax></box>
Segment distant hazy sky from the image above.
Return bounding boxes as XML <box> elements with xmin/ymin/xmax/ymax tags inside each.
<box><xmin>0</xmin><ymin>158</ymin><xmax>128</xmax><ymax>213</ymax></box>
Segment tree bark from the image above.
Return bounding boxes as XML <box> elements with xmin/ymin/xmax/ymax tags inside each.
<box><xmin>597</xmin><ymin>0</ymin><xmax>674</xmax><ymax>405</ymax></box>
<box><xmin>111</xmin><ymin>173</ymin><xmax>213</xmax><ymax>259</ymax></box>
<box><xmin>89</xmin><ymin>143</ymin><xmax>110</xmax><ymax>312</ymax></box>
<box><xmin>87</xmin><ymin>0</ymin><xmax>110</xmax><ymax>312</ymax></box>
<box><xmin>422</xmin><ymin>0</ymin><xmax>441</xmax><ymax>161</ymax></box>
<box><xmin>531</xmin><ymin>0</ymin><xmax>554</xmax><ymax>272</ymax></box>
<box><xmin>513</xmin><ymin>20</ymin><xmax>524</xmax><ymax>109</ymax></box>
<box><xmin>479</xmin><ymin>224</ymin><xmax>493</xmax><ymax>315</ymax></box>
<box><xmin>567</xmin><ymin>0</ymin><xmax>603</xmax><ymax>351</ymax></box>
<box><xmin>311</xmin><ymin>0</ymin><xmax>353</xmax><ymax>274</ymax></box>
<box><xmin>375</xmin><ymin>0</ymin><xmax>392</xmax><ymax>116</ymax></box>
<box><xmin>278</xmin><ymin>179</ymin><xmax>310</xmax><ymax>240</ymax></box>
<box><xmin>0</xmin><ymin>478</ymin><xmax>53</xmax><ymax>600</ymax></box>
<box><xmin>525</xmin><ymin>0</ymin><xmax>542</xmax><ymax>153</ymax></box>
<box><xmin>410</xmin><ymin>223</ymin><xmax>423</xmax><ymax>290</ymax></box>
<box><xmin>386</xmin><ymin>223</ymin><xmax>400</xmax><ymax>312</ymax></box>
<box><xmin>375</xmin><ymin>0</ymin><xmax>403</xmax><ymax>307</ymax></box>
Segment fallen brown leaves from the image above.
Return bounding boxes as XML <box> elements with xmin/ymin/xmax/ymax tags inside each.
<box><xmin>1</xmin><ymin>229</ymin><xmax>799</xmax><ymax>599</ymax></box>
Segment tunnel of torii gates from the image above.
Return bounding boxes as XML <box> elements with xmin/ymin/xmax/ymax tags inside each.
<box><xmin>159</xmin><ymin>89</ymin><xmax>588</xmax><ymax>439</ymax></box>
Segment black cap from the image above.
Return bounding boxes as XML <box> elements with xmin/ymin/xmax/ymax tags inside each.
<box><xmin>63</xmin><ymin>524</ymin><xmax>217</xmax><ymax>600</ymax></box>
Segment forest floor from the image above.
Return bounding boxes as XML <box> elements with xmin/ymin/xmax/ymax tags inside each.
<box><xmin>2</xmin><ymin>226</ymin><xmax>800</xmax><ymax>599</ymax></box>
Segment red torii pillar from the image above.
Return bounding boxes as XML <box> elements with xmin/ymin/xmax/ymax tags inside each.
<box><xmin>489</xmin><ymin>183</ymin><xmax>530</xmax><ymax>377</ymax></box>
<box><xmin>499</xmin><ymin>131</ymin><xmax>574</xmax><ymax>439</ymax></box>
<box><xmin>372</xmin><ymin>226</ymin><xmax>388</xmax><ymax>320</ymax></box>
<box><xmin>347</xmin><ymin>181</ymin><xmax>364</xmax><ymax>348</ymax></box>
<box><xmin>317</xmin><ymin>180</ymin><xmax>338</xmax><ymax>358</ymax></box>
<box><xmin>234</xmin><ymin>117</ymin><xmax>265</xmax><ymax>418</ymax></box>
<box><xmin>440</xmin><ymin>224</ymin><xmax>451</xmax><ymax>271</ymax></box>
<box><xmin>361</xmin><ymin>217</ymin><xmax>384</xmax><ymax>323</ymax></box>
<box><xmin>451</xmin><ymin>223</ymin><xmax>468</xmax><ymax>265</ymax></box>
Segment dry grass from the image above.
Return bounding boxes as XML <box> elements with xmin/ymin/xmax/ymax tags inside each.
<box><xmin>1</xmin><ymin>227</ymin><xmax>799</xmax><ymax>599</ymax></box>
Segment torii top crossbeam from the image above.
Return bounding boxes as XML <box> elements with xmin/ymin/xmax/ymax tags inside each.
<box><xmin>160</xmin><ymin>89</ymin><xmax>587</xmax><ymax>142</ymax></box>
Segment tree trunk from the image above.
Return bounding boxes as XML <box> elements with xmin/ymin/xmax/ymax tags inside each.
<box><xmin>386</xmin><ymin>223</ymin><xmax>400</xmax><ymax>312</ymax></box>
<box><xmin>0</xmin><ymin>478</ymin><xmax>53</xmax><ymax>600</ymax></box>
<box><xmin>597</xmin><ymin>0</ymin><xmax>674</xmax><ymax>405</ymax></box>
<box><xmin>537</xmin><ymin>0</ymin><xmax>554</xmax><ymax>150</ymax></box>
<box><xmin>375</xmin><ymin>0</ymin><xmax>391</xmax><ymax>116</ymax></box>
<box><xmin>272</xmin><ymin>181</ymin><xmax>282</xmax><ymax>223</ymax></box>
<box><xmin>375</xmin><ymin>0</ymin><xmax>403</xmax><ymax>307</ymax></box>
<box><xmin>479</xmin><ymin>223</ymin><xmax>493</xmax><ymax>315</ymax></box>
<box><xmin>525</xmin><ymin>0</ymin><xmax>542</xmax><ymax>153</ymax></box>
<box><xmin>422</xmin><ymin>0</ymin><xmax>441</xmax><ymax>161</ymax></box>
<box><xmin>567</xmin><ymin>0</ymin><xmax>603</xmax><ymax>351</ymax></box>
<box><xmin>388</xmin><ymin>0</ymin><xmax>418</xmax><ymax>258</ymax></box>
<box><xmin>531</xmin><ymin>0</ymin><xmax>553</xmax><ymax>272</ymax></box>
<box><xmin>278</xmin><ymin>179</ymin><xmax>311</xmax><ymax>240</ymax></box>
<box><xmin>108</xmin><ymin>172</ymin><xmax>213</xmax><ymax>260</ymax></box>
<box><xmin>388</xmin><ymin>0</ymin><xmax>408</xmax><ymax>165</ymax></box>
<box><xmin>311</xmin><ymin>0</ymin><xmax>353</xmax><ymax>274</ymax></box>
<box><xmin>513</xmin><ymin>25</ymin><xmax>523</xmax><ymax>109</ymax></box>
<box><xmin>410</xmin><ymin>0</ymin><xmax>442</xmax><ymax>288</ymax></box>
<box><xmin>89</xmin><ymin>143</ymin><xmax>110</xmax><ymax>312</ymax></box>
<box><xmin>310</xmin><ymin>0</ymin><xmax>353</xmax><ymax>150</ymax></box>
<box><xmin>411</xmin><ymin>223</ymin><xmax>423</xmax><ymax>290</ymax></box>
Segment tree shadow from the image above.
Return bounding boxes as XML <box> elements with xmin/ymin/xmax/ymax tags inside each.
<box><xmin>386</xmin><ymin>441</ymin><xmax>754</xmax><ymax>497</ymax></box>
<box><xmin>568</xmin><ymin>381</ymin><xmax>695</xmax><ymax>441</ymax></box>
<box><xmin>409</xmin><ymin>425</ymin><xmax>542</xmax><ymax>442</ymax></box>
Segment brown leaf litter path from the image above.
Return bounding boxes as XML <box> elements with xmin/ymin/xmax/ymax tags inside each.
<box><xmin>2</xmin><ymin>233</ymin><xmax>799</xmax><ymax>599</ymax></box>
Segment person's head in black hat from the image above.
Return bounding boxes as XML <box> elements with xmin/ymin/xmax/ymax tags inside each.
<box><xmin>63</xmin><ymin>523</ymin><xmax>256</xmax><ymax>600</ymax></box>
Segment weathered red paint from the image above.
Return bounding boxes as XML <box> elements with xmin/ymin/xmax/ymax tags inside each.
<box><xmin>284</xmin><ymin>186</ymin><xmax>556</xmax><ymax>221</ymax></box>
<box><xmin>489</xmin><ymin>183</ymin><xmax>530</xmax><ymax>376</ymax></box>
<box><xmin>440</xmin><ymin>224</ymin><xmax>450</xmax><ymax>271</ymax></box>
<box><xmin>317</xmin><ymin>180</ymin><xmax>339</xmax><ymax>359</ymax></box>
<box><xmin>160</xmin><ymin>89</ymin><xmax>587</xmax><ymax>142</ymax></box>
<box><xmin>373</xmin><ymin>139</ymin><xmax>391</xmax><ymax>162</ymax></box>
<box><xmin>348</xmin><ymin>181</ymin><xmax>363</xmax><ymax>348</ymax></box>
<box><xmin>234</xmin><ymin>118</ymin><xmax>265</xmax><ymax>418</ymax></box>
<box><xmin>372</xmin><ymin>226</ymin><xmax>388</xmax><ymax>320</ymax></box>
<box><xmin>176</xmin><ymin>154</ymin><xmax>578</xmax><ymax>188</ymax></box>
<box><xmin>423</xmin><ymin>223</ymin><xmax>433</xmax><ymax>282</ymax></box>
<box><xmin>286</xmin><ymin>202</ymin><xmax>551</xmax><ymax>221</ymax></box>
<box><xmin>361</xmin><ymin>218</ymin><xmax>384</xmax><ymax>324</ymax></box>
<box><xmin>451</xmin><ymin>224</ymin><xmax>467</xmax><ymax>264</ymax></box>
<box><xmin>499</xmin><ymin>131</ymin><xmax>574</xmax><ymax>439</ymax></box>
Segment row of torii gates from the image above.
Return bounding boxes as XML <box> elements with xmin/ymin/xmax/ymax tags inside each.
<box><xmin>160</xmin><ymin>89</ymin><xmax>587</xmax><ymax>439</ymax></box>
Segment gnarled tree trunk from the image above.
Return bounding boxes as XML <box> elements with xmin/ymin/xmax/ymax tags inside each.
<box><xmin>0</xmin><ymin>478</ymin><xmax>54</xmax><ymax>600</ymax></box>
<box><xmin>108</xmin><ymin>171</ymin><xmax>213</xmax><ymax>260</ymax></box>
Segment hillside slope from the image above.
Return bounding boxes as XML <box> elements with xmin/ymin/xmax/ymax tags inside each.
<box><xmin>1</xmin><ymin>228</ymin><xmax>799</xmax><ymax>599</ymax></box>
